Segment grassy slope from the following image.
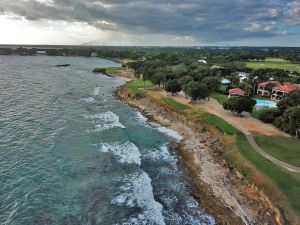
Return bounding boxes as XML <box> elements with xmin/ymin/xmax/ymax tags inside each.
<box><xmin>211</xmin><ymin>93</ymin><xmax>228</xmax><ymax>105</ymax></box>
<box><xmin>125</xmin><ymin>79</ymin><xmax>153</xmax><ymax>94</ymax></box>
<box><xmin>123</xmin><ymin>79</ymin><xmax>300</xmax><ymax>221</ymax></box>
<box><xmin>141</xmin><ymin>90</ymin><xmax>300</xmax><ymax>223</ymax></box>
<box><xmin>246</xmin><ymin>58</ymin><xmax>300</xmax><ymax>72</ymax></box>
<box><xmin>105</xmin><ymin>67</ymin><xmax>122</xmax><ymax>74</ymax></box>
<box><xmin>254</xmin><ymin>135</ymin><xmax>300</xmax><ymax>167</ymax></box>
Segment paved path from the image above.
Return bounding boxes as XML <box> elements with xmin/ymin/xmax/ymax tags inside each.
<box><xmin>154</xmin><ymin>90</ymin><xmax>300</xmax><ymax>173</ymax></box>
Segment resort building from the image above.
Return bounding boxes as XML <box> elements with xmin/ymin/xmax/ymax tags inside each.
<box><xmin>271</xmin><ymin>84</ymin><xmax>300</xmax><ymax>100</ymax></box>
<box><xmin>237</xmin><ymin>72</ymin><xmax>250</xmax><ymax>82</ymax></box>
<box><xmin>257</xmin><ymin>81</ymin><xmax>281</xmax><ymax>97</ymax></box>
<box><xmin>91</xmin><ymin>52</ymin><xmax>98</xmax><ymax>57</ymax></box>
<box><xmin>36</xmin><ymin>50</ymin><xmax>46</xmax><ymax>55</ymax></box>
<box><xmin>228</xmin><ymin>88</ymin><xmax>246</xmax><ymax>98</ymax></box>
<box><xmin>198</xmin><ymin>59</ymin><xmax>207</xmax><ymax>64</ymax></box>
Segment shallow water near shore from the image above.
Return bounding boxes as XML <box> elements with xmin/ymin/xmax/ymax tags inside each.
<box><xmin>0</xmin><ymin>56</ymin><xmax>215</xmax><ymax>225</ymax></box>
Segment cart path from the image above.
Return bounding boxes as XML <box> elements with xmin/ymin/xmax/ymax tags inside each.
<box><xmin>153</xmin><ymin>90</ymin><xmax>300</xmax><ymax>173</ymax></box>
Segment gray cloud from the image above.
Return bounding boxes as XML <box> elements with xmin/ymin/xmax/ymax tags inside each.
<box><xmin>0</xmin><ymin>0</ymin><xmax>299</xmax><ymax>43</ymax></box>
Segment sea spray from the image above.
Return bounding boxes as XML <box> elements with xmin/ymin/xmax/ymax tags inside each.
<box><xmin>84</xmin><ymin>111</ymin><xmax>126</xmax><ymax>131</ymax></box>
<box><xmin>112</xmin><ymin>171</ymin><xmax>166</xmax><ymax>225</ymax></box>
<box><xmin>95</xmin><ymin>141</ymin><xmax>141</xmax><ymax>165</ymax></box>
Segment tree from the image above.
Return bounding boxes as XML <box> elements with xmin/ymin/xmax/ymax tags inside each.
<box><xmin>178</xmin><ymin>75</ymin><xmax>194</xmax><ymax>87</ymax></box>
<box><xmin>274</xmin><ymin>106</ymin><xmax>300</xmax><ymax>137</ymax></box>
<box><xmin>223</xmin><ymin>96</ymin><xmax>256</xmax><ymax>116</ymax></box>
<box><xmin>165</xmin><ymin>80</ymin><xmax>181</xmax><ymax>95</ymax></box>
<box><xmin>203</xmin><ymin>77</ymin><xmax>221</xmax><ymax>93</ymax></box>
<box><xmin>150</xmin><ymin>72</ymin><xmax>163</xmax><ymax>90</ymax></box>
<box><xmin>277</xmin><ymin>90</ymin><xmax>300</xmax><ymax>108</ymax></box>
<box><xmin>183</xmin><ymin>81</ymin><xmax>209</xmax><ymax>102</ymax></box>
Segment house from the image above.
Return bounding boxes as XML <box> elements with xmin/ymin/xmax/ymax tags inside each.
<box><xmin>228</xmin><ymin>88</ymin><xmax>246</xmax><ymax>98</ymax></box>
<box><xmin>221</xmin><ymin>78</ymin><xmax>231</xmax><ymax>84</ymax></box>
<box><xmin>271</xmin><ymin>84</ymin><xmax>300</xmax><ymax>100</ymax></box>
<box><xmin>237</xmin><ymin>72</ymin><xmax>250</xmax><ymax>82</ymax></box>
<box><xmin>198</xmin><ymin>59</ymin><xmax>207</xmax><ymax>64</ymax></box>
<box><xmin>90</xmin><ymin>52</ymin><xmax>98</xmax><ymax>57</ymax></box>
<box><xmin>257</xmin><ymin>81</ymin><xmax>281</xmax><ymax>97</ymax></box>
<box><xmin>36</xmin><ymin>50</ymin><xmax>46</xmax><ymax>55</ymax></box>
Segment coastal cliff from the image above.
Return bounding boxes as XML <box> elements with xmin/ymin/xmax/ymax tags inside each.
<box><xmin>115</xmin><ymin>83</ymin><xmax>282</xmax><ymax>225</ymax></box>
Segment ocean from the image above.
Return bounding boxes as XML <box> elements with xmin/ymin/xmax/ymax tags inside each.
<box><xmin>0</xmin><ymin>56</ymin><xmax>215</xmax><ymax>225</ymax></box>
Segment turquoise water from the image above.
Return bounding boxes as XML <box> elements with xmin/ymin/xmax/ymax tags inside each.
<box><xmin>0</xmin><ymin>56</ymin><xmax>215</xmax><ymax>225</ymax></box>
<box><xmin>255</xmin><ymin>99</ymin><xmax>277</xmax><ymax>110</ymax></box>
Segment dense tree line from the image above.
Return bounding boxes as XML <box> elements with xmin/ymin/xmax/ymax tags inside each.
<box><xmin>258</xmin><ymin>90</ymin><xmax>300</xmax><ymax>137</ymax></box>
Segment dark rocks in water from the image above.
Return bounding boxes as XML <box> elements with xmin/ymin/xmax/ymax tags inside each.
<box><xmin>56</xmin><ymin>64</ymin><xmax>71</xmax><ymax>67</ymax></box>
<box><xmin>92</xmin><ymin>67</ymin><xmax>106</xmax><ymax>73</ymax></box>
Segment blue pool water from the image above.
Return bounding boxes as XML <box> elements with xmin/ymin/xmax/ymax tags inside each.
<box><xmin>255</xmin><ymin>99</ymin><xmax>277</xmax><ymax>110</ymax></box>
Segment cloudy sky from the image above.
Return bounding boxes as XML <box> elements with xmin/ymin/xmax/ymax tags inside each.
<box><xmin>0</xmin><ymin>0</ymin><xmax>300</xmax><ymax>46</ymax></box>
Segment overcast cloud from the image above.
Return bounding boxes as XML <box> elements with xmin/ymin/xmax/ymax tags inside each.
<box><xmin>0</xmin><ymin>0</ymin><xmax>299</xmax><ymax>45</ymax></box>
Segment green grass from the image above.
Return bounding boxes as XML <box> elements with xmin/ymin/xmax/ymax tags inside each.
<box><xmin>125</xmin><ymin>79</ymin><xmax>153</xmax><ymax>94</ymax></box>
<box><xmin>211</xmin><ymin>93</ymin><xmax>228</xmax><ymax>105</ymax></box>
<box><xmin>142</xmin><ymin>86</ymin><xmax>300</xmax><ymax>220</ymax></box>
<box><xmin>251</xmin><ymin>108</ymin><xmax>260</xmax><ymax>119</ymax></box>
<box><xmin>105</xmin><ymin>67</ymin><xmax>122</xmax><ymax>74</ymax></box>
<box><xmin>163</xmin><ymin>98</ymin><xmax>191</xmax><ymax>110</ymax></box>
<box><xmin>203</xmin><ymin>114</ymin><xmax>240</xmax><ymax>135</ymax></box>
<box><xmin>246</xmin><ymin>58</ymin><xmax>300</xmax><ymax>72</ymax></box>
<box><xmin>253</xmin><ymin>95</ymin><xmax>271</xmax><ymax>100</ymax></box>
<box><xmin>219</xmin><ymin>85</ymin><xmax>228</xmax><ymax>92</ymax></box>
<box><xmin>235</xmin><ymin>134</ymin><xmax>300</xmax><ymax>219</ymax></box>
<box><xmin>254</xmin><ymin>135</ymin><xmax>300</xmax><ymax>167</ymax></box>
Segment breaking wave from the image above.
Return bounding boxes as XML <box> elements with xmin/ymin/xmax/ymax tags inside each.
<box><xmin>84</xmin><ymin>111</ymin><xmax>126</xmax><ymax>132</ymax></box>
<box><xmin>112</xmin><ymin>171</ymin><xmax>166</xmax><ymax>225</ymax></box>
<box><xmin>95</xmin><ymin>141</ymin><xmax>141</xmax><ymax>165</ymax></box>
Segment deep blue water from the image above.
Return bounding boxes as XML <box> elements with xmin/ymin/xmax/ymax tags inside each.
<box><xmin>0</xmin><ymin>56</ymin><xmax>215</xmax><ymax>225</ymax></box>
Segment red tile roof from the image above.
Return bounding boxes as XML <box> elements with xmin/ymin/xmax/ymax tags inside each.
<box><xmin>258</xmin><ymin>81</ymin><xmax>281</xmax><ymax>87</ymax></box>
<box><xmin>228</xmin><ymin>88</ymin><xmax>246</xmax><ymax>94</ymax></box>
<box><xmin>273</xmin><ymin>84</ymin><xmax>300</xmax><ymax>92</ymax></box>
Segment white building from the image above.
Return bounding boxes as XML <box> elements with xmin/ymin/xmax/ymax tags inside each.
<box><xmin>198</xmin><ymin>59</ymin><xmax>207</xmax><ymax>64</ymax></box>
<box><xmin>36</xmin><ymin>50</ymin><xmax>46</xmax><ymax>55</ymax></box>
<box><xmin>91</xmin><ymin>52</ymin><xmax>98</xmax><ymax>57</ymax></box>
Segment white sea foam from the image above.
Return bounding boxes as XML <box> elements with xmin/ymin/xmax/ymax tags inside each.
<box><xmin>92</xmin><ymin>87</ymin><xmax>101</xmax><ymax>96</ymax></box>
<box><xmin>82</xmin><ymin>97</ymin><xmax>96</xmax><ymax>103</ymax></box>
<box><xmin>143</xmin><ymin>143</ymin><xmax>177</xmax><ymax>163</ymax></box>
<box><xmin>112</xmin><ymin>171</ymin><xmax>166</xmax><ymax>225</ymax></box>
<box><xmin>135</xmin><ymin>111</ymin><xmax>183</xmax><ymax>141</ymax></box>
<box><xmin>135</xmin><ymin>111</ymin><xmax>149</xmax><ymax>126</ymax></box>
<box><xmin>84</xmin><ymin>111</ymin><xmax>126</xmax><ymax>131</ymax></box>
<box><xmin>156</xmin><ymin>126</ymin><xmax>183</xmax><ymax>141</ymax></box>
<box><xmin>97</xmin><ymin>141</ymin><xmax>141</xmax><ymax>165</ymax></box>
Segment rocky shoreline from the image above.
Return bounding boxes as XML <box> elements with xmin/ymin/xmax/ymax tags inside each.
<box><xmin>115</xmin><ymin>85</ymin><xmax>281</xmax><ymax>225</ymax></box>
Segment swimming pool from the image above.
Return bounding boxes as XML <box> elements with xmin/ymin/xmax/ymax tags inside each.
<box><xmin>255</xmin><ymin>99</ymin><xmax>277</xmax><ymax>108</ymax></box>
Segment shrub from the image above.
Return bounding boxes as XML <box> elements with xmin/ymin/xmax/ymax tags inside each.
<box><xmin>258</xmin><ymin>108</ymin><xmax>280</xmax><ymax>123</ymax></box>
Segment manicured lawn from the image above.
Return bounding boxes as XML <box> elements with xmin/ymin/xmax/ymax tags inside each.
<box><xmin>105</xmin><ymin>67</ymin><xmax>122</xmax><ymax>74</ymax></box>
<box><xmin>163</xmin><ymin>98</ymin><xmax>191</xmax><ymax>110</ymax></box>
<box><xmin>125</xmin><ymin>79</ymin><xmax>153</xmax><ymax>94</ymax></box>
<box><xmin>219</xmin><ymin>85</ymin><xmax>228</xmax><ymax>92</ymax></box>
<box><xmin>246</xmin><ymin>58</ymin><xmax>300</xmax><ymax>72</ymax></box>
<box><xmin>251</xmin><ymin>108</ymin><xmax>260</xmax><ymax>119</ymax></box>
<box><xmin>235</xmin><ymin>134</ymin><xmax>300</xmax><ymax>219</ymax></box>
<box><xmin>254</xmin><ymin>135</ymin><xmax>300</xmax><ymax>167</ymax></box>
<box><xmin>211</xmin><ymin>93</ymin><xmax>228</xmax><ymax>105</ymax></box>
<box><xmin>203</xmin><ymin>114</ymin><xmax>240</xmax><ymax>135</ymax></box>
<box><xmin>144</xmin><ymin>89</ymin><xmax>300</xmax><ymax>220</ymax></box>
<box><xmin>253</xmin><ymin>95</ymin><xmax>271</xmax><ymax>100</ymax></box>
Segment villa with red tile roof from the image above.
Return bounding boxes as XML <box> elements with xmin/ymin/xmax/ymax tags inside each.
<box><xmin>228</xmin><ymin>88</ymin><xmax>246</xmax><ymax>98</ymax></box>
<box><xmin>271</xmin><ymin>84</ymin><xmax>300</xmax><ymax>100</ymax></box>
<box><xmin>257</xmin><ymin>81</ymin><xmax>281</xmax><ymax>97</ymax></box>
